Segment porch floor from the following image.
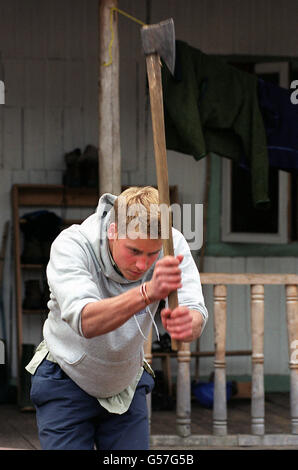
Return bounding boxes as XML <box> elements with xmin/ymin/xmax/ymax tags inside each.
<box><xmin>0</xmin><ymin>392</ymin><xmax>295</xmax><ymax>450</ymax></box>
<box><xmin>151</xmin><ymin>391</ymin><xmax>292</xmax><ymax>436</ymax></box>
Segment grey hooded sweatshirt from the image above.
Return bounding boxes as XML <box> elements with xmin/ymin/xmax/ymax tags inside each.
<box><xmin>43</xmin><ymin>193</ymin><xmax>208</xmax><ymax>399</ymax></box>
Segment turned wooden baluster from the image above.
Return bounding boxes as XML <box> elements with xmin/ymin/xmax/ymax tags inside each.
<box><xmin>285</xmin><ymin>285</ymin><xmax>298</xmax><ymax>434</ymax></box>
<box><xmin>213</xmin><ymin>284</ymin><xmax>227</xmax><ymax>435</ymax></box>
<box><xmin>250</xmin><ymin>284</ymin><xmax>265</xmax><ymax>435</ymax></box>
<box><xmin>176</xmin><ymin>342</ymin><xmax>191</xmax><ymax>437</ymax></box>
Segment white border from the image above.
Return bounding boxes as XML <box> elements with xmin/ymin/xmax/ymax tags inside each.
<box><xmin>221</xmin><ymin>159</ymin><xmax>289</xmax><ymax>244</ymax></box>
<box><xmin>255</xmin><ymin>61</ymin><xmax>289</xmax><ymax>89</ymax></box>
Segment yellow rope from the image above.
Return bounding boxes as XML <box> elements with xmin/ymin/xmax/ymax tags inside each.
<box><xmin>103</xmin><ymin>7</ymin><xmax>147</xmax><ymax>67</ymax></box>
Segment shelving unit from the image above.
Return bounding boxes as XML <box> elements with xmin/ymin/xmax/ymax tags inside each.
<box><xmin>11</xmin><ymin>184</ymin><xmax>99</xmax><ymax>406</ymax></box>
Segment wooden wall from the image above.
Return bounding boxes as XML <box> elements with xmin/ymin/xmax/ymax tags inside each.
<box><xmin>0</xmin><ymin>0</ymin><xmax>297</xmax><ymax>380</ymax></box>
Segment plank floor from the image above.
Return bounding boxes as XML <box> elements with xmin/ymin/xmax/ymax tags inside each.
<box><xmin>0</xmin><ymin>393</ymin><xmax>293</xmax><ymax>450</ymax></box>
<box><xmin>151</xmin><ymin>392</ymin><xmax>291</xmax><ymax>436</ymax></box>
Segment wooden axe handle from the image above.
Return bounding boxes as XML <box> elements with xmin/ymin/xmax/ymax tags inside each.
<box><xmin>145</xmin><ymin>53</ymin><xmax>180</xmax><ymax>351</ymax></box>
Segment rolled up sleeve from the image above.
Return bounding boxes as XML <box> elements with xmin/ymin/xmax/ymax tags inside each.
<box><xmin>173</xmin><ymin>229</ymin><xmax>208</xmax><ymax>333</ymax></box>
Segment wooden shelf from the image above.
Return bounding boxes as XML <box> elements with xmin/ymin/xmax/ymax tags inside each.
<box><xmin>23</xmin><ymin>309</ymin><xmax>48</xmax><ymax>315</ymax></box>
<box><xmin>152</xmin><ymin>350</ymin><xmax>252</xmax><ymax>358</ymax></box>
<box><xmin>13</xmin><ymin>184</ymin><xmax>99</xmax><ymax>208</ymax></box>
<box><xmin>21</xmin><ymin>264</ymin><xmax>45</xmax><ymax>269</ymax></box>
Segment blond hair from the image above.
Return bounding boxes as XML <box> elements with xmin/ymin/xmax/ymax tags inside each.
<box><xmin>113</xmin><ymin>186</ymin><xmax>161</xmax><ymax>238</ymax></box>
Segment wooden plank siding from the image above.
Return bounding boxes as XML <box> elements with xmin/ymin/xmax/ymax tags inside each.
<box><xmin>0</xmin><ymin>0</ymin><xmax>296</xmax><ymax>382</ymax></box>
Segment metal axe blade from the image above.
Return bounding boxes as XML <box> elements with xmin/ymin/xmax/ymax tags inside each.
<box><xmin>141</xmin><ymin>18</ymin><xmax>175</xmax><ymax>75</ymax></box>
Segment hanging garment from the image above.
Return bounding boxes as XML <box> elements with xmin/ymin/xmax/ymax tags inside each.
<box><xmin>258</xmin><ymin>78</ymin><xmax>298</xmax><ymax>173</ymax></box>
<box><xmin>162</xmin><ymin>40</ymin><xmax>269</xmax><ymax>208</ymax></box>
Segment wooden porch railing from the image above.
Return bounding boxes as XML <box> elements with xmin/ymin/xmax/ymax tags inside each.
<box><xmin>146</xmin><ymin>273</ymin><xmax>298</xmax><ymax>447</ymax></box>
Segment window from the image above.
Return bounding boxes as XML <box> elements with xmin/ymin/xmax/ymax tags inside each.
<box><xmin>221</xmin><ymin>60</ymin><xmax>296</xmax><ymax>244</ymax></box>
<box><xmin>222</xmin><ymin>159</ymin><xmax>289</xmax><ymax>243</ymax></box>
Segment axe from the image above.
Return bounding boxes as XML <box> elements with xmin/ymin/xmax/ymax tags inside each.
<box><xmin>141</xmin><ymin>19</ymin><xmax>180</xmax><ymax>351</ymax></box>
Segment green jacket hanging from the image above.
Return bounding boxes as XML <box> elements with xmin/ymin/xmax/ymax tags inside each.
<box><xmin>162</xmin><ymin>40</ymin><xmax>269</xmax><ymax>208</ymax></box>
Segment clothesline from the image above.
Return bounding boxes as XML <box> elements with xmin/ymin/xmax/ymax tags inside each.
<box><xmin>103</xmin><ymin>7</ymin><xmax>146</xmax><ymax>67</ymax></box>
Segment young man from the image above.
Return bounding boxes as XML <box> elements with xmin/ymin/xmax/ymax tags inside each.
<box><xmin>26</xmin><ymin>186</ymin><xmax>208</xmax><ymax>450</ymax></box>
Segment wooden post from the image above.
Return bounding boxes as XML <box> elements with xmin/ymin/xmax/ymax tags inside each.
<box><xmin>98</xmin><ymin>0</ymin><xmax>121</xmax><ymax>196</ymax></box>
<box><xmin>250</xmin><ymin>284</ymin><xmax>265</xmax><ymax>435</ymax></box>
<box><xmin>213</xmin><ymin>284</ymin><xmax>227</xmax><ymax>435</ymax></box>
<box><xmin>11</xmin><ymin>186</ymin><xmax>23</xmax><ymax>405</ymax></box>
<box><xmin>144</xmin><ymin>326</ymin><xmax>153</xmax><ymax>431</ymax></box>
<box><xmin>144</xmin><ymin>326</ymin><xmax>153</xmax><ymax>366</ymax></box>
<box><xmin>285</xmin><ymin>285</ymin><xmax>298</xmax><ymax>434</ymax></box>
<box><xmin>176</xmin><ymin>342</ymin><xmax>191</xmax><ymax>437</ymax></box>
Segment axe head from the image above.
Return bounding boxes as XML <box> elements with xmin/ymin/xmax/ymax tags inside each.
<box><xmin>141</xmin><ymin>18</ymin><xmax>175</xmax><ymax>75</ymax></box>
